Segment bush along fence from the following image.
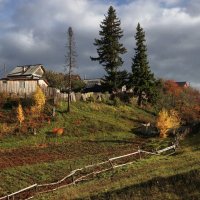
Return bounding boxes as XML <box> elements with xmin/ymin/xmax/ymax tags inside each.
<box><xmin>0</xmin><ymin>141</ymin><xmax>179</xmax><ymax>200</ymax></box>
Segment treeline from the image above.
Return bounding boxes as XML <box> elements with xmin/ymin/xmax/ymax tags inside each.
<box><xmin>44</xmin><ymin>70</ymin><xmax>85</xmax><ymax>92</ymax></box>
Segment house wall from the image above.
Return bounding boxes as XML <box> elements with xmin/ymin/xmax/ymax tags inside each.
<box><xmin>38</xmin><ymin>79</ymin><xmax>48</xmax><ymax>87</ymax></box>
<box><xmin>0</xmin><ymin>80</ymin><xmax>47</xmax><ymax>96</ymax></box>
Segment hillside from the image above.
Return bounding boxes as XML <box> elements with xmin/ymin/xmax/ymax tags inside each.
<box><xmin>36</xmin><ymin>132</ymin><xmax>200</xmax><ymax>200</ymax></box>
<box><xmin>0</xmin><ymin>101</ymin><xmax>199</xmax><ymax>199</ymax></box>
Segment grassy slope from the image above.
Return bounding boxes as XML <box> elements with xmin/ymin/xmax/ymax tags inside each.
<box><xmin>0</xmin><ymin>101</ymin><xmax>199</xmax><ymax>199</ymax></box>
<box><xmin>0</xmin><ymin>102</ymin><xmax>156</xmax><ymax>196</ymax></box>
<box><xmin>36</xmin><ymin>133</ymin><xmax>200</xmax><ymax>200</ymax></box>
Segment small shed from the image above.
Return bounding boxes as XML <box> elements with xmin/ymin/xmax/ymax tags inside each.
<box><xmin>0</xmin><ymin>64</ymin><xmax>48</xmax><ymax>96</ymax></box>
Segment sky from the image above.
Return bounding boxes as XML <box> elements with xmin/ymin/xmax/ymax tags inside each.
<box><xmin>0</xmin><ymin>0</ymin><xmax>200</xmax><ymax>88</ymax></box>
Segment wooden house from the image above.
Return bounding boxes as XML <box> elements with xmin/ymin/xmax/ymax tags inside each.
<box><xmin>0</xmin><ymin>64</ymin><xmax>48</xmax><ymax>96</ymax></box>
<box><xmin>176</xmin><ymin>82</ymin><xmax>190</xmax><ymax>88</ymax></box>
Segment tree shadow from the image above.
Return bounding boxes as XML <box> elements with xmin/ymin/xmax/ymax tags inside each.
<box><xmin>88</xmin><ymin>170</ymin><xmax>199</xmax><ymax>200</ymax></box>
<box><xmin>45</xmin><ymin>131</ymin><xmax>57</xmax><ymax>139</ymax></box>
<box><xmin>138</xmin><ymin>107</ymin><xmax>157</xmax><ymax>116</ymax></box>
<box><xmin>131</xmin><ymin>126</ymin><xmax>159</xmax><ymax>138</ymax></box>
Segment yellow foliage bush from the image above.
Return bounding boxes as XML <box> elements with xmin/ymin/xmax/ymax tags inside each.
<box><xmin>32</xmin><ymin>86</ymin><xmax>46</xmax><ymax>113</ymax></box>
<box><xmin>156</xmin><ymin>108</ymin><xmax>181</xmax><ymax>138</ymax></box>
<box><xmin>17</xmin><ymin>103</ymin><xmax>24</xmax><ymax>126</ymax></box>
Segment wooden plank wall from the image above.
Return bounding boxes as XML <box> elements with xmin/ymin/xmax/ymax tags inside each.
<box><xmin>0</xmin><ymin>80</ymin><xmax>38</xmax><ymax>96</ymax></box>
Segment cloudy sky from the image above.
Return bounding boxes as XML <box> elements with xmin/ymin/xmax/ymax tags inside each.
<box><xmin>0</xmin><ymin>0</ymin><xmax>200</xmax><ymax>88</ymax></box>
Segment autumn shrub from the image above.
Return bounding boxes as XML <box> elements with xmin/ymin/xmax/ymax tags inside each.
<box><xmin>154</xmin><ymin>80</ymin><xmax>200</xmax><ymax>125</ymax></box>
<box><xmin>156</xmin><ymin>108</ymin><xmax>181</xmax><ymax>138</ymax></box>
<box><xmin>179</xmin><ymin>87</ymin><xmax>200</xmax><ymax>123</ymax></box>
<box><xmin>31</xmin><ymin>86</ymin><xmax>46</xmax><ymax>114</ymax></box>
<box><xmin>17</xmin><ymin>103</ymin><xmax>25</xmax><ymax>126</ymax></box>
<box><xmin>164</xmin><ymin>80</ymin><xmax>183</xmax><ymax>97</ymax></box>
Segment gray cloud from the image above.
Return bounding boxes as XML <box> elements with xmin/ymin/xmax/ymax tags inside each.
<box><xmin>0</xmin><ymin>0</ymin><xmax>199</xmax><ymax>88</ymax></box>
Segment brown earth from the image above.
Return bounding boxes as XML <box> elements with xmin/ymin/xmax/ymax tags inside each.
<box><xmin>0</xmin><ymin>139</ymin><xmax>146</xmax><ymax>169</ymax></box>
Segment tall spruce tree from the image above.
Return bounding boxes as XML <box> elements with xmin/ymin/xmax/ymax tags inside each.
<box><xmin>131</xmin><ymin>23</ymin><xmax>156</xmax><ymax>106</ymax></box>
<box><xmin>91</xmin><ymin>6</ymin><xmax>127</xmax><ymax>91</ymax></box>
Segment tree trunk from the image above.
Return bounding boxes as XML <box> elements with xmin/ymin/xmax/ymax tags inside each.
<box><xmin>137</xmin><ymin>91</ymin><xmax>143</xmax><ymax>107</ymax></box>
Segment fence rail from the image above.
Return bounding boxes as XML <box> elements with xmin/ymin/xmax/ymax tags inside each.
<box><xmin>0</xmin><ymin>143</ymin><xmax>178</xmax><ymax>200</ymax></box>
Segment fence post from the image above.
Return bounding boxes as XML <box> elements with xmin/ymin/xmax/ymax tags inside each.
<box><xmin>138</xmin><ymin>146</ymin><xmax>141</xmax><ymax>159</ymax></box>
<box><xmin>109</xmin><ymin>159</ymin><xmax>114</xmax><ymax>169</ymax></box>
<box><xmin>70</xmin><ymin>165</ymin><xmax>75</xmax><ymax>184</ymax></box>
<box><xmin>52</xmin><ymin>106</ymin><xmax>56</xmax><ymax>117</ymax></box>
<box><xmin>35</xmin><ymin>184</ymin><xmax>37</xmax><ymax>196</ymax></box>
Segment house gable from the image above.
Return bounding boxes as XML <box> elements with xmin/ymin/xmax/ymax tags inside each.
<box><xmin>7</xmin><ymin>64</ymin><xmax>45</xmax><ymax>79</ymax></box>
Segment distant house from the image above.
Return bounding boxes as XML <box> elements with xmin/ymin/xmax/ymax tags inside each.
<box><xmin>83</xmin><ymin>78</ymin><xmax>102</xmax><ymax>86</ymax></box>
<box><xmin>83</xmin><ymin>78</ymin><xmax>130</xmax><ymax>93</ymax></box>
<box><xmin>83</xmin><ymin>78</ymin><xmax>104</xmax><ymax>93</ymax></box>
<box><xmin>0</xmin><ymin>64</ymin><xmax>48</xmax><ymax>96</ymax></box>
<box><xmin>176</xmin><ymin>82</ymin><xmax>190</xmax><ymax>88</ymax></box>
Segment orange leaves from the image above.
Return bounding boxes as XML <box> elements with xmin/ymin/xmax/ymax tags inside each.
<box><xmin>52</xmin><ymin>128</ymin><xmax>64</xmax><ymax>136</ymax></box>
<box><xmin>156</xmin><ymin>108</ymin><xmax>181</xmax><ymax>138</ymax></box>
<box><xmin>164</xmin><ymin>80</ymin><xmax>182</xmax><ymax>97</ymax></box>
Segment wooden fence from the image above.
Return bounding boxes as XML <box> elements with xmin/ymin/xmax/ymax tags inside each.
<box><xmin>0</xmin><ymin>143</ymin><xmax>178</xmax><ymax>200</ymax></box>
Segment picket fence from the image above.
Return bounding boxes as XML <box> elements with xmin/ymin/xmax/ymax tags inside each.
<box><xmin>0</xmin><ymin>143</ymin><xmax>178</xmax><ymax>200</ymax></box>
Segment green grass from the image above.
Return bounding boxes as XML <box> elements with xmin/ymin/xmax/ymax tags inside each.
<box><xmin>0</xmin><ymin>101</ymin><xmax>199</xmax><ymax>199</ymax></box>
<box><xmin>0</xmin><ymin>101</ymin><xmax>155</xmax><ymax>196</ymax></box>
<box><xmin>35</xmin><ymin>134</ymin><xmax>200</xmax><ymax>200</ymax></box>
<box><xmin>0</xmin><ymin>101</ymin><xmax>151</xmax><ymax>149</ymax></box>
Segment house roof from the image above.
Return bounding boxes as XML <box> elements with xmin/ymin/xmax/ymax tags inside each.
<box><xmin>176</xmin><ymin>82</ymin><xmax>189</xmax><ymax>87</ymax></box>
<box><xmin>7</xmin><ymin>64</ymin><xmax>45</xmax><ymax>78</ymax></box>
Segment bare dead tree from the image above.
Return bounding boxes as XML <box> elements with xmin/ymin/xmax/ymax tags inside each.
<box><xmin>65</xmin><ymin>27</ymin><xmax>76</xmax><ymax>112</ymax></box>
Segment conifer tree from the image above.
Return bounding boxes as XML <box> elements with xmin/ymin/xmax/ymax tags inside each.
<box><xmin>91</xmin><ymin>6</ymin><xmax>127</xmax><ymax>91</ymax></box>
<box><xmin>131</xmin><ymin>23</ymin><xmax>156</xmax><ymax>106</ymax></box>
